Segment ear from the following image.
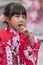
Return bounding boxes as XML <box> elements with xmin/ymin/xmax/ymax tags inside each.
<box><xmin>5</xmin><ymin>16</ymin><xmax>10</xmax><ymax>24</ymax></box>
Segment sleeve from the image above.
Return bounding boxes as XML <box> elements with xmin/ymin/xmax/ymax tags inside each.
<box><xmin>33</xmin><ymin>36</ymin><xmax>41</xmax><ymax>49</ymax></box>
<box><xmin>0</xmin><ymin>37</ymin><xmax>2</xmax><ymax>65</ymax></box>
<box><xmin>32</xmin><ymin>36</ymin><xmax>41</xmax><ymax>65</ymax></box>
<box><xmin>0</xmin><ymin>33</ymin><xmax>7</xmax><ymax>65</ymax></box>
<box><xmin>23</xmin><ymin>35</ymin><xmax>41</xmax><ymax>65</ymax></box>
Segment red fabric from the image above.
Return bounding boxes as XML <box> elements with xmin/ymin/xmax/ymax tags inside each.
<box><xmin>0</xmin><ymin>26</ymin><xmax>41</xmax><ymax>65</ymax></box>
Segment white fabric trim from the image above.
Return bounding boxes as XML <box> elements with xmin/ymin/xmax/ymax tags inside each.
<box><xmin>6</xmin><ymin>46</ymin><xmax>13</xmax><ymax>65</ymax></box>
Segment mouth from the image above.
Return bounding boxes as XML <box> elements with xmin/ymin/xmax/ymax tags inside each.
<box><xmin>18</xmin><ymin>24</ymin><xmax>23</xmax><ymax>27</ymax></box>
<box><xmin>18</xmin><ymin>24</ymin><xmax>23</xmax><ymax>31</ymax></box>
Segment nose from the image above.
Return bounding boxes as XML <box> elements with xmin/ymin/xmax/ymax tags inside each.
<box><xmin>19</xmin><ymin>17</ymin><xmax>24</xmax><ymax>23</ymax></box>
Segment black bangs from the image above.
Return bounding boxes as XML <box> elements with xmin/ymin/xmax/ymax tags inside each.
<box><xmin>9</xmin><ymin>3</ymin><xmax>27</xmax><ymax>18</ymax></box>
<box><xmin>4</xmin><ymin>2</ymin><xmax>27</xmax><ymax>18</ymax></box>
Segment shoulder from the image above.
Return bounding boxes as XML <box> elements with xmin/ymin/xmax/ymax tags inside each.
<box><xmin>0</xmin><ymin>29</ymin><xmax>10</xmax><ymax>41</ymax></box>
<box><xmin>0</xmin><ymin>29</ymin><xmax>6</xmax><ymax>36</ymax></box>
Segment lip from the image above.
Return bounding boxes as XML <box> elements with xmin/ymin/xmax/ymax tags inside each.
<box><xmin>18</xmin><ymin>24</ymin><xmax>23</xmax><ymax>27</ymax></box>
<box><xmin>18</xmin><ymin>24</ymin><xmax>23</xmax><ymax>31</ymax></box>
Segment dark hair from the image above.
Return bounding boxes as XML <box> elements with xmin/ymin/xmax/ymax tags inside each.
<box><xmin>4</xmin><ymin>2</ymin><xmax>27</xmax><ymax>17</ymax></box>
<box><xmin>3</xmin><ymin>2</ymin><xmax>27</xmax><ymax>24</ymax></box>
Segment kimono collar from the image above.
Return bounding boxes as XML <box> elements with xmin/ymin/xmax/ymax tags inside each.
<box><xmin>5</xmin><ymin>25</ymin><xmax>19</xmax><ymax>37</ymax></box>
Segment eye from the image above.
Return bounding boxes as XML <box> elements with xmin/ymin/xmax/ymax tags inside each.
<box><xmin>15</xmin><ymin>15</ymin><xmax>19</xmax><ymax>17</ymax></box>
<box><xmin>22</xmin><ymin>15</ymin><xmax>26</xmax><ymax>19</ymax></box>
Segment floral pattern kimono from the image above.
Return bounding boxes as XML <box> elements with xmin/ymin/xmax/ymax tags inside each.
<box><xmin>0</xmin><ymin>26</ymin><xmax>40</xmax><ymax>65</ymax></box>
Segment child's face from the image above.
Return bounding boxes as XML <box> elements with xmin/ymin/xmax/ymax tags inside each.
<box><xmin>8</xmin><ymin>14</ymin><xmax>26</xmax><ymax>31</ymax></box>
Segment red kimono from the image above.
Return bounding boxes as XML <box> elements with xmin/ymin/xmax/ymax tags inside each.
<box><xmin>0</xmin><ymin>26</ymin><xmax>41</xmax><ymax>65</ymax></box>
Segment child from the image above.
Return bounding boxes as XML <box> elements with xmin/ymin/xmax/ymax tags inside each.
<box><xmin>0</xmin><ymin>2</ymin><xmax>40</xmax><ymax>65</ymax></box>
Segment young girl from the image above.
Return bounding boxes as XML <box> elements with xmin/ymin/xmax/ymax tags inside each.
<box><xmin>0</xmin><ymin>2</ymin><xmax>40</xmax><ymax>65</ymax></box>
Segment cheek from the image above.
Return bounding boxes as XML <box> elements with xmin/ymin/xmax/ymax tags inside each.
<box><xmin>24</xmin><ymin>20</ymin><xmax>26</xmax><ymax>24</ymax></box>
<box><xmin>10</xmin><ymin>18</ymin><xmax>17</xmax><ymax>24</ymax></box>
<box><xmin>23</xmin><ymin>21</ymin><xmax>26</xmax><ymax>26</ymax></box>
<box><xmin>12</xmin><ymin>22</ymin><xmax>17</xmax><ymax>27</ymax></box>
